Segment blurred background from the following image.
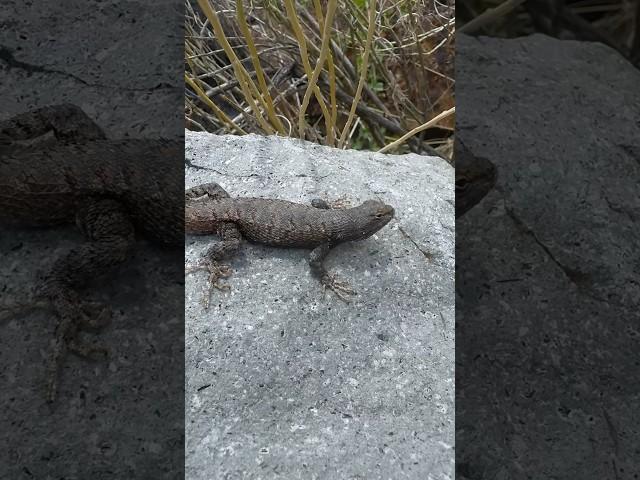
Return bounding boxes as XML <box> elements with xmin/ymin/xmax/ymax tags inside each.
<box><xmin>457</xmin><ymin>0</ymin><xmax>639</xmax><ymax>66</ymax></box>
<box><xmin>185</xmin><ymin>0</ymin><xmax>455</xmax><ymax>159</ymax></box>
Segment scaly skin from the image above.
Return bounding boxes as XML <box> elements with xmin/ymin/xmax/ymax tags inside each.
<box><xmin>0</xmin><ymin>104</ymin><xmax>182</xmax><ymax>402</ymax></box>
<box><xmin>185</xmin><ymin>182</ymin><xmax>395</xmax><ymax>306</ymax></box>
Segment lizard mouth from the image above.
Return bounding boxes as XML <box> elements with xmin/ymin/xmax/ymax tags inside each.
<box><xmin>373</xmin><ymin>205</ymin><xmax>394</xmax><ymax>224</ymax></box>
<box><xmin>379</xmin><ymin>205</ymin><xmax>395</xmax><ymax>218</ymax></box>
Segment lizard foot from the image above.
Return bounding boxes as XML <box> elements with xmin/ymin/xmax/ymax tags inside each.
<box><xmin>0</xmin><ymin>292</ymin><xmax>112</xmax><ymax>403</ymax></box>
<box><xmin>45</xmin><ymin>294</ymin><xmax>112</xmax><ymax>403</ymax></box>
<box><xmin>0</xmin><ymin>296</ymin><xmax>110</xmax><ymax>325</ymax></box>
<box><xmin>0</xmin><ymin>299</ymin><xmax>50</xmax><ymax>323</ymax></box>
<box><xmin>185</xmin><ymin>260</ymin><xmax>232</xmax><ymax>309</ymax></box>
<box><xmin>47</xmin><ymin>334</ymin><xmax>110</xmax><ymax>403</ymax></box>
<box><xmin>321</xmin><ymin>274</ymin><xmax>357</xmax><ymax>302</ymax></box>
<box><xmin>311</xmin><ymin>195</ymin><xmax>351</xmax><ymax>210</ymax></box>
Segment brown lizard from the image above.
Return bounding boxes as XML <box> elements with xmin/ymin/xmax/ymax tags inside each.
<box><xmin>0</xmin><ymin>104</ymin><xmax>183</xmax><ymax>401</ymax></box>
<box><xmin>185</xmin><ymin>182</ymin><xmax>395</xmax><ymax>307</ymax></box>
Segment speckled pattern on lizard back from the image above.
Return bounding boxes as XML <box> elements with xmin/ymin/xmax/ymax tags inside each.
<box><xmin>185</xmin><ymin>182</ymin><xmax>395</xmax><ymax>307</ymax></box>
<box><xmin>0</xmin><ymin>104</ymin><xmax>183</xmax><ymax>402</ymax></box>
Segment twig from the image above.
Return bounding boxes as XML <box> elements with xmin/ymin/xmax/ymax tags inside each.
<box><xmin>378</xmin><ymin>107</ymin><xmax>454</xmax><ymax>154</ymax></box>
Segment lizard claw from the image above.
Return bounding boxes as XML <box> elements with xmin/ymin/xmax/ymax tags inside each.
<box><xmin>321</xmin><ymin>274</ymin><xmax>357</xmax><ymax>302</ymax></box>
<box><xmin>1</xmin><ymin>293</ymin><xmax>113</xmax><ymax>402</ymax></box>
<box><xmin>68</xmin><ymin>337</ymin><xmax>110</xmax><ymax>360</ymax></box>
<box><xmin>45</xmin><ymin>294</ymin><xmax>112</xmax><ymax>403</ymax></box>
<box><xmin>0</xmin><ymin>297</ymin><xmax>110</xmax><ymax>325</ymax></box>
<box><xmin>77</xmin><ymin>301</ymin><xmax>112</xmax><ymax>329</ymax></box>
<box><xmin>0</xmin><ymin>298</ymin><xmax>50</xmax><ymax>323</ymax></box>
<box><xmin>47</xmin><ymin>335</ymin><xmax>110</xmax><ymax>403</ymax></box>
<box><xmin>186</xmin><ymin>259</ymin><xmax>233</xmax><ymax>309</ymax></box>
<box><xmin>185</xmin><ymin>260</ymin><xmax>231</xmax><ymax>276</ymax></box>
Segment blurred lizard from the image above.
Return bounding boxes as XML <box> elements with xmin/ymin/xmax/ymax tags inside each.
<box><xmin>455</xmin><ymin>139</ymin><xmax>497</xmax><ymax>217</ymax></box>
<box><xmin>0</xmin><ymin>104</ymin><xmax>182</xmax><ymax>402</ymax></box>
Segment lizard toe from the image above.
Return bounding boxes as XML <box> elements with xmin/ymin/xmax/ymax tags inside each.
<box><xmin>1</xmin><ymin>291</ymin><xmax>112</xmax><ymax>402</ymax></box>
<box><xmin>46</xmin><ymin>313</ymin><xmax>76</xmax><ymax>403</ymax></box>
<box><xmin>202</xmin><ymin>278</ymin><xmax>231</xmax><ymax>310</ymax></box>
<box><xmin>78</xmin><ymin>301</ymin><xmax>112</xmax><ymax>330</ymax></box>
<box><xmin>186</xmin><ymin>259</ymin><xmax>234</xmax><ymax>309</ymax></box>
<box><xmin>45</xmin><ymin>293</ymin><xmax>111</xmax><ymax>402</ymax></box>
<box><xmin>217</xmin><ymin>263</ymin><xmax>232</xmax><ymax>277</ymax></box>
<box><xmin>68</xmin><ymin>337</ymin><xmax>110</xmax><ymax>360</ymax></box>
<box><xmin>186</xmin><ymin>259</ymin><xmax>231</xmax><ymax>276</ymax></box>
<box><xmin>322</xmin><ymin>274</ymin><xmax>357</xmax><ymax>302</ymax></box>
<box><xmin>185</xmin><ymin>262</ymin><xmax>206</xmax><ymax>274</ymax></box>
<box><xmin>0</xmin><ymin>298</ymin><xmax>51</xmax><ymax>323</ymax></box>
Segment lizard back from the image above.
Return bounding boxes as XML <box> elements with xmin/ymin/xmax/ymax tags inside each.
<box><xmin>0</xmin><ymin>138</ymin><xmax>183</xmax><ymax>245</ymax></box>
<box><xmin>185</xmin><ymin>197</ymin><xmax>394</xmax><ymax>248</ymax></box>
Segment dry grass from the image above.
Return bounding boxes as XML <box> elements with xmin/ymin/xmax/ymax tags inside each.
<box><xmin>458</xmin><ymin>0</ymin><xmax>639</xmax><ymax>66</ymax></box>
<box><xmin>185</xmin><ymin>0</ymin><xmax>455</xmax><ymax>157</ymax></box>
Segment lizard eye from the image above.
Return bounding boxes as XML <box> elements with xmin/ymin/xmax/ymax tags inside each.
<box><xmin>455</xmin><ymin>177</ymin><xmax>468</xmax><ymax>191</ymax></box>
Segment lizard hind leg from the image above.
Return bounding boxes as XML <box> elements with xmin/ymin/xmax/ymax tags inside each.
<box><xmin>185</xmin><ymin>222</ymin><xmax>242</xmax><ymax>309</ymax></box>
<box><xmin>38</xmin><ymin>198</ymin><xmax>136</xmax><ymax>402</ymax></box>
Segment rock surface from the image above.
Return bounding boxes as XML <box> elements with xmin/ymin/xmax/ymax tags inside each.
<box><xmin>0</xmin><ymin>0</ymin><xmax>181</xmax><ymax>138</ymax></box>
<box><xmin>185</xmin><ymin>131</ymin><xmax>455</xmax><ymax>479</ymax></box>
<box><xmin>456</xmin><ymin>33</ymin><xmax>640</xmax><ymax>479</ymax></box>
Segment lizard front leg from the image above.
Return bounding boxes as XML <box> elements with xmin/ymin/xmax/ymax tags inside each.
<box><xmin>37</xmin><ymin>198</ymin><xmax>136</xmax><ymax>402</ymax></box>
<box><xmin>311</xmin><ymin>195</ymin><xmax>351</xmax><ymax>210</ymax></box>
<box><xmin>309</xmin><ymin>243</ymin><xmax>357</xmax><ymax>302</ymax></box>
<box><xmin>185</xmin><ymin>182</ymin><xmax>230</xmax><ymax>203</ymax></box>
<box><xmin>186</xmin><ymin>222</ymin><xmax>242</xmax><ymax>309</ymax></box>
<box><xmin>0</xmin><ymin>104</ymin><xmax>106</xmax><ymax>144</ymax></box>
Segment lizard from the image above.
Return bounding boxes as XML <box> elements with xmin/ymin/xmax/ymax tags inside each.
<box><xmin>0</xmin><ymin>104</ymin><xmax>183</xmax><ymax>402</ymax></box>
<box><xmin>184</xmin><ymin>182</ymin><xmax>395</xmax><ymax>307</ymax></box>
<box><xmin>455</xmin><ymin>138</ymin><xmax>498</xmax><ymax>217</ymax></box>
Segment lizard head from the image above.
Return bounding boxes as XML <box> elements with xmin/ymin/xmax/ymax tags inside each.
<box><xmin>346</xmin><ymin>199</ymin><xmax>394</xmax><ymax>241</ymax></box>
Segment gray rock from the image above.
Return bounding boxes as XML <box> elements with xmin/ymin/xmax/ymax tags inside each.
<box><xmin>185</xmin><ymin>131</ymin><xmax>455</xmax><ymax>479</ymax></box>
<box><xmin>0</xmin><ymin>0</ymin><xmax>181</xmax><ymax>138</ymax></box>
<box><xmin>456</xmin><ymin>33</ymin><xmax>640</xmax><ymax>478</ymax></box>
